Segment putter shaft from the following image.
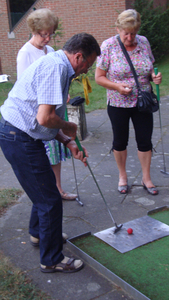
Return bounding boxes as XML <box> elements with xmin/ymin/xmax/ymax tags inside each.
<box><xmin>65</xmin><ymin>109</ymin><xmax>122</xmax><ymax>232</ymax></box>
<box><xmin>154</xmin><ymin>67</ymin><xmax>169</xmax><ymax>175</ymax></box>
<box><xmin>65</xmin><ymin>108</ymin><xmax>84</xmax><ymax>206</ymax></box>
<box><xmin>75</xmin><ymin>137</ymin><xmax>122</xmax><ymax>231</ymax></box>
<box><xmin>72</xmin><ymin>156</ymin><xmax>84</xmax><ymax>206</ymax></box>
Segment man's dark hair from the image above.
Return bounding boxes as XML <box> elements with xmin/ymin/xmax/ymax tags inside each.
<box><xmin>63</xmin><ymin>32</ymin><xmax>101</xmax><ymax>57</ymax></box>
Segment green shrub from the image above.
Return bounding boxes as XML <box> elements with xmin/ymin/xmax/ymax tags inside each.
<box><xmin>133</xmin><ymin>0</ymin><xmax>169</xmax><ymax>61</ymax></box>
<box><xmin>52</xmin><ymin>19</ymin><xmax>65</xmax><ymax>51</ymax></box>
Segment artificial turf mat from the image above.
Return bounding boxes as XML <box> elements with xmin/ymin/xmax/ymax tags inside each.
<box><xmin>73</xmin><ymin>209</ymin><xmax>169</xmax><ymax>300</ymax></box>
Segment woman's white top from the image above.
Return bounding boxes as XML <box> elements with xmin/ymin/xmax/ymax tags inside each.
<box><xmin>17</xmin><ymin>42</ymin><xmax>54</xmax><ymax>79</ymax></box>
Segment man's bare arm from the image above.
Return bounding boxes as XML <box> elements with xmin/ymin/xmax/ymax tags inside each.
<box><xmin>36</xmin><ymin>104</ymin><xmax>77</xmax><ymax>139</ymax></box>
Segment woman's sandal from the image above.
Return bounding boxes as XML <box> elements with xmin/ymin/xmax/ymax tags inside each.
<box><xmin>118</xmin><ymin>185</ymin><xmax>128</xmax><ymax>194</ymax></box>
<box><xmin>61</xmin><ymin>191</ymin><xmax>77</xmax><ymax>201</ymax></box>
<box><xmin>40</xmin><ymin>256</ymin><xmax>84</xmax><ymax>273</ymax></box>
<box><xmin>142</xmin><ymin>181</ymin><xmax>158</xmax><ymax>195</ymax></box>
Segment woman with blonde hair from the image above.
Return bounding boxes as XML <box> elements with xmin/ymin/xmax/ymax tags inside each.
<box><xmin>95</xmin><ymin>9</ymin><xmax>162</xmax><ymax>195</ymax></box>
<box><xmin>17</xmin><ymin>8</ymin><xmax>58</xmax><ymax>78</ymax></box>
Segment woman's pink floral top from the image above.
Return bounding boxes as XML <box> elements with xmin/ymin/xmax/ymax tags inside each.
<box><xmin>96</xmin><ymin>34</ymin><xmax>155</xmax><ymax>107</ymax></box>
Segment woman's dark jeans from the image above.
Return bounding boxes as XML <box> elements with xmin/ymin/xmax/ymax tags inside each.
<box><xmin>0</xmin><ymin>119</ymin><xmax>64</xmax><ymax>266</ymax></box>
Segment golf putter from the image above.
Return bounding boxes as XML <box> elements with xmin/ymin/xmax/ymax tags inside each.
<box><xmin>71</xmin><ymin>155</ymin><xmax>84</xmax><ymax>206</ymax></box>
<box><xmin>154</xmin><ymin>67</ymin><xmax>169</xmax><ymax>175</ymax></box>
<box><xmin>75</xmin><ymin>136</ymin><xmax>123</xmax><ymax>233</ymax></box>
<box><xmin>65</xmin><ymin>108</ymin><xmax>84</xmax><ymax>206</ymax></box>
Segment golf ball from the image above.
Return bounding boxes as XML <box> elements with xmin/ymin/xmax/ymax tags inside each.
<box><xmin>127</xmin><ymin>228</ymin><xmax>133</xmax><ymax>234</ymax></box>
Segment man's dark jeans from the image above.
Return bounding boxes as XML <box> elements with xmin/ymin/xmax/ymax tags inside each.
<box><xmin>0</xmin><ymin>119</ymin><xmax>64</xmax><ymax>266</ymax></box>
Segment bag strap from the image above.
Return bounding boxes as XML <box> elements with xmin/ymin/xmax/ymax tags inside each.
<box><xmin>117</xmin><ymin>35</ymin><xmax>140</xmax><ymax>90</ymax></box>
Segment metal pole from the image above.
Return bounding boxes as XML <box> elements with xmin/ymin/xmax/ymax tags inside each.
<box><xmin>75</xmin><ymin>136</ymin><xmax>123</xmax><ymax>232</ymax></box>
<box><xmin>71</xmin><ymin>155</ymin><xmax>84</xmax><ymax>206</ymax></box>
<box><xmin>154</xmin><ymin>67</ymin><xmax>169</xmax><ymax>175</ymax></box>
<box><xmin>65</xmin><ymin>108</ymin><xmax>84</xmax><ymax>206</ymax></box>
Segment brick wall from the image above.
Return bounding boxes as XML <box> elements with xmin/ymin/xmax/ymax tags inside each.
<box><xmin>0</xmin><ymin>0</ymin><xmax>126</xmax><ymax>82</ymax></box>
<box><xmin>126</xmin><ymin>0</ymin><xmax>135</xmax><ymax>9</ymax></box>
<box><xmin>0</xmin><ymin>0</ymin><xmax>167</xmax><ymax>82</ymax></box>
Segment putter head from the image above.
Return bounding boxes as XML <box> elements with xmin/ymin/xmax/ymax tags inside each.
<box><xmin>160</xmin><ymin>170</ymin><xmax>169</xmax><ymax>176</ymax></box>
<box><xmin>114</xmin><ymin>224</ymin><xmax>123</xmax><ymax>234</ymax></box>
<box><xmin>75</xmin><ymin>197</ymin><xmax>84</xmax><ymax>206</ymax></box>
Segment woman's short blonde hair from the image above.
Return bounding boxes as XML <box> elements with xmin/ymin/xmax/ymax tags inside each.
<box><xmin>27</xmin><ymin>8</ymin><xmax>58</xmax><ymax>33</ymax></box>
<box><xmin>115</xmin><ymin>9</ymin><xmax>141</xmax><ymax>32</ymax></box>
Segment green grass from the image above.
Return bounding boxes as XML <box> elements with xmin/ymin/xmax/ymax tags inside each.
<box><xmin>0</xmin><ymin>251</ymin><xmax>51</xmax><ymax>300</ymax></box>
<box><xmin>69</xmin><ymin>63</ymin><xmax>107</xmax><ymax>112</ymax></box>
<box><xmin>73</xmin><ymin>209</ymin><xmax>169</xmax><ymax>300</ymax></box>
<box><xmin>69</xmin><ymin>78</ymin><xmax>107</xmax><ymax>113</ymax></box>
<box><xmin>0</xmin><ymin>81</ymin><xmax>13</xmax><ymax>107</ymax></box>
<box><xmin>0</xmin><ymin>188</ymin><xmax>23</xmax><ymax>216</ymax></box>
<box><xmin>152</xmin><ymin>55</ymin><xmax>169</xmax><ymax>97</ymax></box>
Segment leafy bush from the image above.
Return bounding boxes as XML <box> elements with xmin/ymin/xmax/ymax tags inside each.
<box><xmin>133</xmin><ymin>0</ymin><xmax>169</xmax><ymax>61</ymax></box>
<box><xmin>52</xmin><ymin>19</ymin><xmax>65</xmax><ymax>51</ymax></box>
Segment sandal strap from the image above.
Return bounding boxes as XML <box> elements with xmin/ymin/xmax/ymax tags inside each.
<box><xmin>147</xmin><ymin>187</ymin><xmax>158</xmax><ymax>194</ymax></box>
<box><xmin>118</xmin><ymin>185</ymin><xmax>128</xmax><ymax>194</ymax></box>
<box><xmin>56</xmin><ymin>258</ymin><xmax>75</xmax><ymax>271</ymax></box>
<box><xmin>41</xmin><ymin>257</ymin><xmax>84</xmax><ymax>273</ymax></box>
<box><xmin>142</xmin><ymin>181</ymin><xmax>158</xmax><ymax>195</ymax></box>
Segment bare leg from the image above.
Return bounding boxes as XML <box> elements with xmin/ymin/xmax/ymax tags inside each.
<box><xmin>137</xmin><ymin>150</ymin><xmax>155</xmax><ymax>188</ymax></box>
<box><xmin>51</xmin><ymin>162</ymin><xmax>77</xmax><ymax>200</ymax></box>
<box><xmin>113</xmin><ymin>149</ymin><xmax>127</xmax><ymax>186</ymax></box>
<box><xmin>51</xmin><ymin>162</ymin><xmax>63</xmax><ymax>193</ymax></box>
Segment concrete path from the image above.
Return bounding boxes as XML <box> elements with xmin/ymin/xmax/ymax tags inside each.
<box><xmin>1</xmin><ymin>96</ymin><xmax>169</xmax><ymax>300</ymax></box>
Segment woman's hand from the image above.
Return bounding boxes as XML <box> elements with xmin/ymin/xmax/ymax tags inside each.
<box><xmin>116</xmin><ymin>83</ymin><xmax>132</xmax><ymax>95</ymax></box>
<box><xmin>151</xmin><ymin>72</ymin><xmax>162</xmax><ymax>85</ymax></box>
<box><xmin>95</xmin><ymin>67</ymin><xmax>132</xmax><ymax>95</ymax></box>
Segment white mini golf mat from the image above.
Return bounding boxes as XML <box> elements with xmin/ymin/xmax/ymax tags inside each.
<box><xmin>94</xmin><ymin>215</ymin><xmax>169</xmax><ymax>253</ymax></box>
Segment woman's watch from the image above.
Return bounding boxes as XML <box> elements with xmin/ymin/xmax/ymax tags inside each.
<box><xmin>64</xmin><ymin>137</ymin><xmax>71</xmax><ymax>147</ymax></box>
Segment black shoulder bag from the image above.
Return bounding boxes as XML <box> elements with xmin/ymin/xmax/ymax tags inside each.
<box><xmin>117</xmin><ymin>35</ymin><xmax>159</xmax><ymax>113</ymax></box>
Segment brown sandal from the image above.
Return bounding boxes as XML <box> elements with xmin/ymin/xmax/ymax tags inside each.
<box><xmin>61</xmin><ymin>192</ymin><xmax>77</xmax><ymax>201</ymax></box>
<box><xmin>41</xmin><ymin>257</ymin><xmax>84</xmax><ymax>273</ymax></box>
